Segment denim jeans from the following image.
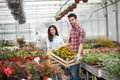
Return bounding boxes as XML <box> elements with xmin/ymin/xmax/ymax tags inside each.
<box><xmin>54</xmin><ymin>74</ymin><xmax>62</xmax><ymax>80</ymax></box>
<box><xmin>70</xmin><ymin>64</ymin><xmax>80</xmax><ymax>80</ymax></box>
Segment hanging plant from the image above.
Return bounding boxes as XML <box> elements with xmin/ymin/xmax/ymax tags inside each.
<box><xmin>74</xmin><ymin>0</ymin><xmax>80</xmax><ymax>3</ymax></box>
<box><xmin>55</xmin><ymin>14</ymin><xmax>62</xmax><ymax>21</ymax></box>
<box><xmin>19</xmin><ymin>12</ymin><xmax>26</xmax><ymax>24</ymax></box>
<box><xmin>82</xmin><ymin>0</ymin><xmax>88</xmax><ymax>3</ymax></box>
<box><xmin>60</xmin><ymin>12</ymin><xmax>65</xmax><ymax>17</ymax></box>
<box><xmin>6</xmin><ymin>0</ymin><xmax>26</xmax><ymax>24</ymax></box>
<box><xmin>72</xmin><ymin>3</ymin><xmax>77</xmax><ymax>9</ymax></box>
<box><xmin>63</xmin><ymin>9</ymin><xmax>68</xmax><ymax>15</ymax></box>
<box><xmin>67</xmin><ymin>4</ymin><xmax>74</xmax><ymax>12</ymax></box>
<box><xmin>6</xmin><ymin>0</ymin><xmax>20</xmax><ymax>9</ymax></box>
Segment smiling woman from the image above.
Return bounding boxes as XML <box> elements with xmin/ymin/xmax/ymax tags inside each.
<box><xmin>46</xmin><ymin>25</ymin><xmax>64</xmax><ymax>54</ymax></box>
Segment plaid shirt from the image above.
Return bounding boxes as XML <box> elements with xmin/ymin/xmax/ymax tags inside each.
<box><xmin>69</xmin><ymin>25</ymin><xmax>85</xmax><ymax>53</ymax></box>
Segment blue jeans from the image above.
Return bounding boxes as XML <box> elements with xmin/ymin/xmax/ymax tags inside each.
<box><xmin>70</xmin><ymin>64</ymin><xmax>80</xmax><ymax>80</ymax></box>
<box><xmin>54</xmin><ymin>74</ymin><xmax>62</xmax><ymax>80</ymax></box>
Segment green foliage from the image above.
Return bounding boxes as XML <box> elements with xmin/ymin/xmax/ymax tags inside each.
<box><xmin>83</xmin><ymin>53</ymin><xmax>100</xmax><ymax>64</ymax></box>
<box><xmin>0</xmin><ymin>46</ymin><xmax>44</xmax><ymax>60</ymax></box>
<box><xmin>84</xmin><ymin>43</ymin><xmax>94</xmax><ymax>49</ymax></box>
<box><xmin>103</xmin><ymin>58</ymin><xmax>120</xmax><ymax>80</ymax></box>
<box><xmin>0</xmin><ymin>40</ymin><xmax>14</xmax><ymax>47</ymax></box>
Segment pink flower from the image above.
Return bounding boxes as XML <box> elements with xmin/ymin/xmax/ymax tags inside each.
<box><xmin>17</xmin><ymin>61</ymin><xmax>21</xmax><ymax>67</ymax></box>
<box><xmin>0</xmin><ymin>60</ymin><xmax>2</xmax><ymax>68</ymax></box>
<box><xmin>54</xmin><ymin>66</ymin><xmax>59</xmax><ymax>74</ymax></box>
<box><xmin>48</xmin><ymin>61</ymin><xmax>53</xmax><ymax>67</ymax></box>
<box><xmin>45</xmin><ymin>72</ymin><xmax>49</xmax><ymax>75</ymax></box>
<box><xmin>61</xmin><ymin>74</ymin><xmax>66</xmax><ymax>78</ymax></box>
<box><xmin>39</xmin><ymin>63</ymin><xmax>45</xmax><ymax>69</ymax></box>
<box><xmin>27</xmin><ymin>74</ymin><xmax>32</xmax><ymax>80</ymax></box>
<box><xmin>4</xmin><ymin>66</ymin><xmax>13</xmax><ymax>77</ymax></box>
<box><xmin>34</xmin><ymin>62</ymin><xmax>38</xmax><ymax>66</ymax></box>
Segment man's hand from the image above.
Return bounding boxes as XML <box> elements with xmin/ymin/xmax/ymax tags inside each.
<box><xmin>74</xmin><ymin>53</ymin><xmax>82</xmax><ymax>62</ymax></box>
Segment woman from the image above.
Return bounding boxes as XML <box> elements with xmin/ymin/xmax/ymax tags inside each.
<box><xmin>46</xmin><ymin>25</ymin><xmax>64</xmax><ymax>54</ymax></box>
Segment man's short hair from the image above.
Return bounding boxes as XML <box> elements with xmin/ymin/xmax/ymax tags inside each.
<box><xmin>68</xmin><ymin>13</ymin><xmax>77</xmax><ymax>19</ymax></box>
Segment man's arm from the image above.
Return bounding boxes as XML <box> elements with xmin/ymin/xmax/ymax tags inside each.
<box><xmin>77</xmin><ymin>43</ymin><xmax>84</xmax><ymax>59</ymax></box>
<box><xmin>78</xmin><ymin>43</ymin><xmax>83</xmax><ymax>55</ymax></box>
<box><xmin>74</xmin><ymin>43</ymin><xmax>84</xmax><ymax>61</ymax></box>
<box><xmin>64</xmin><ymin>41</ymin><xmax>70</xmax><ymax>46</ymax></box>
<box><xmin>75</xmin><ymin>29</ymin><xmax>85</xmax><ymax>61</ymax></box>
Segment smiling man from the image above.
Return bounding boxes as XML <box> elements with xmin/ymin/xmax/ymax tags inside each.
<box><xmin>65</xmin><ymin>13</ymin><xmax>86</xmax><ymax>80</ymax></box>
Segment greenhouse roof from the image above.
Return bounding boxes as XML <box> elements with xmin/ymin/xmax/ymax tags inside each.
<box><xmin>0</xmin><ymin>0</ymin><xmax>103</xmax><ymax>24</ymax></box>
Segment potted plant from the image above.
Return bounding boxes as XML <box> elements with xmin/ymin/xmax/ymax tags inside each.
<box><xmin>72</xmin><ymin>3</ymin><xmax>77</xmax><ymax>9</ymax></box>
<box><xmin>67</xmin><ymin>4</ymin><xmax>74</xmax><ymax>12</ymax></box>
<box><xmin>74</xmin><ymin>0</ymin><xmax>80</xmax><ymax>3</ymax></box>
<box><xmin>17</xmin><ymin>37</ymin><xmax>25</xmax><ymax>48</ymax></box>
<box><xmin>82</xmin><ymin>0</ymin><xmax>88</xmax><ymax>3</ymax></box>
<box><xmin>65</xmin><ymin>9</ymin><xmax>68</xmax><ymax>14</ymax></box>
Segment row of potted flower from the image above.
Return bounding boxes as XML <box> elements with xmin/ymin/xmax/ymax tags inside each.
<box><xmin>75</xmin><ymin>0</ymin><xmax>88</xmax><ymax>3</ymax></box>
<box><xmin>55</xmin><ymin>3</ymin><xmax>77</xmax><ymax>21</ymax></box>
<box><xmin>83</xmin><ymin>52</ymin><xmax>120</xmax><ymax>79</ymax></box>
<box><xmin>55</xmin><ymin>0</ymin><xmax>89</xmax><ymax>21</ymax></box>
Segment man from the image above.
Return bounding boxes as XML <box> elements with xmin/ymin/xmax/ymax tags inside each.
<box><xmin>34</xmin><ymin>32</ymin><xmax>47</xmax><ymax>51</ymax></box>
<box><xmin>65</xmin><ymin>13</ymin><xmax>85</xmax><ymax>80</ymax></box>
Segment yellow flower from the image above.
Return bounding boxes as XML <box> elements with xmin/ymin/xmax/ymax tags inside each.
<box><xmin>17</xmin><ymin>52</ymin><xmax>20</xmax><ymax>56</ymax></box>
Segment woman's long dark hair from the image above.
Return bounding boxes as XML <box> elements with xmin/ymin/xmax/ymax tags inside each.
<box><xmin>48</xmin><ymin>25</ymin><xmax>59</xmax><ymax>42</ymax></box>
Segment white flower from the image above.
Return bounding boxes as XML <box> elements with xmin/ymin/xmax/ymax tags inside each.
<box><xmin>21</xmin><ymin>79</ymin><xmax>26</xmax><ymax>80</ymax></box>
<box><xmin>47</xmin><ymin>78</ymin><xmax>52</xmax><ymax>80</ymax></box>
<box><xmin>34</xmin><ymin>57</ymin><xmax>40</xmax><ymax>63</ymax></box>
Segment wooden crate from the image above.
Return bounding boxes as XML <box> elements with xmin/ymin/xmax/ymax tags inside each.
<box><xmin>50</xmin><ymin>53</ymin><xmax>81</xmax><ymax>68</ymax></box>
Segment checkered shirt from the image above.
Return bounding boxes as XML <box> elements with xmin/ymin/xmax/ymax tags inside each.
<box><xmin>69</xmin><ymin>26</ymin><xmax>85</xmax><ymax>53</ymax></box>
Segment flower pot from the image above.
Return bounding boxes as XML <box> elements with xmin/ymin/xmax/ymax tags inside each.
<box><xmin>72</xmin><ymin>3</ymin><xmax>77</xmax><ymax>9</ymax></box>
<box><xmin>74</xmin><ymin>0</ymin><xmax>80</xmax><ymax>3</ymax></box>
<box><xmin>64</xmin><ymin>10</ymin><xmax>68</xmax><ymax>14</ymax></box>
<box><xmin>67</xmin><ymin>7</ymin><xmax>73</xmax><ymax>12</ymax></box>
<box><xmin>82</xmin><ymin>0</ymin><xmax>88</xmax><ymax>3</ymax></box>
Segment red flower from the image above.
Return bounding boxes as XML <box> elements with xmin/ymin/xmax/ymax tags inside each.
<box><xmin>4</xmin><ymin>66</ymin><xmax>13</xmax><ymax>77</ymax></box>
<box><xmin>43</xmin><ymin>56</ymin><xmax>48</xmax><ymax>60</ymax></box>
<box><xmin>39</xmin><ymin>56</ymin><xmax>48</xmax><ymax>60</ymax></box>
<box><xmin>0</xmin><ymin>60</ymin><xmax>2</xmax><ymax>68</ymax></box>
<box><xmin>39</xmin><ymin>63</ymin><xmax>45</xmax><ymax>69</ymax></box>
<box><xmin>25</xmin><ymin>57</ymin><xmax>31</xmax><ymax>62</ymax></box>
<box><xmin>16</xmin><ymin>58</ymin><xmax>24</xmax><ymax>61</ymax></box>
<box><xmin>9</xmin><ymin>58</ymin><xmax>16</xmax><ymax>61</ymax></box>
<box><xmin>27</xmin><ymin>74</ymin><xmax>32</xmax><ymax>80</ymax></box>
